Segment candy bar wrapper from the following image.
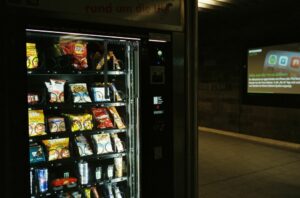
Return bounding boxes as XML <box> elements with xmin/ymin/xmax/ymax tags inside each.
<box><xmin>42</xmin><ymin>138</ymin><xmax>70</xmax><ymax>161</ymax></box>
<box><xmin>67</xmin><ymin>114</ymin><xmax>93</xmax><ymax>132</ymax></box>
<box><xmin>45</xmin><ymin>79</ymin><xmax>66</xmax><ymax>103</ymax></box>
<box><xmin>92</xmin><ymin>134</ymin><xmax>113</xmax><ymax>154</ymax></box>
<box><xmin>107</xmin><ymin>107</ymin><xmax>126</xmax><ymax>129</ymax></box>
<box><xmin>69</xmin><ymin>83</ymin><xmax>92</xmax><ymax>103</ymax></box>
<box><xmin>111</xmin><ymin>134</ymin><xmax>124</xmax><ymax>153</ymax></box>
<box><xmin>48</xmin><ymin>117</ymin><xmax>66</xmax><ymax>133</ymax></box>
<box><xmin>92</xmin><ymin>108</ymin><xmax>114</xmax><ymax>129</ymax></box>
<box><xmin>26</xmin><ymin>43</ymin><xmax>39</xmax><ymax>69</ymax></box>
<box><xmin>114</xmin><ymin>157</ymin><xmax>123</xmax><ymax>178</ymax></box>
<box><xmin>28</xmin><ymin>110</ymin><xmax>46</xmax><ymax>137</ymax></box>
<box><xmin>75</xmin><ymin>136</ymin><xmax>93</xmax><ymax>156</ymax></box>
<box><xmin>29</xmin><ymin>144</ymin><xmax>46</xmax><ymax>164</ymax></box>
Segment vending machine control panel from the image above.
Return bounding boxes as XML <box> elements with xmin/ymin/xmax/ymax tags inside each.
<box><xmin>140</xmin><ymin>34</ymin><xmax>173</xmax><ymax>198</ymax></box>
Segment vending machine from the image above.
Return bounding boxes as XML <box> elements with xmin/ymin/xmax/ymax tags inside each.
<box><xmin>24</xmin><ymin>27</ymin><xmax>140</xmax><ymax>198</ymax></box>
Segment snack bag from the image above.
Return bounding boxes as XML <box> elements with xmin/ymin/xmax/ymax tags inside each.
<box><xmin>29</xmin><ymin>143</ymin><xmax>46</xmax><ymax>164</ymax></box>
<box><xmin>28</xmin><ymin>93</ymin><xmax>39</xmax><ymax>104</ymax></box>
<box><xmin>92</xmin><ymin>134</ymin><xmax>113</xmax><ymax>154</ymax></box>
<box><xmin>92</xmin><ymin>86</ymin><xmax>110</xmax><ymax>102</ymax></box>
<box><xmin>92</xmin><ymin>108</ymin><xmax>114</xmax><ymax>129</ymax></box>
<box><xmin>45</xmin><ymin>79</ymin><xmax>66</xmax><ymax>103</ymax></box>
<box><xmin>110</xmin><ymin>83</ymin><xmax>122</xmax><ymax>102</ymax></box>
<box><xmin>84</xmin><ymin>188</ymin><xmax>91</xmax><ymax>198</ymax></box>
<box><xmin>28</xmin><ymin>110</ymin><xmax>46</xmax><ymax>137</ymax></box>
<box><xmin>69</xmin><ymin>83</ymin><xmax>92</xmax><ymax>103</ymax></box>
<box><xmin>48</xmin><ymin>117</ymin><xmax>66</xmax><ymax>133</ymax></box>
<box><xmin>111</xmin><ymin>134</ymin><xmax>124</xmax><ymax>153</ymax></box>
<box><xmin>107</xmin><ymin>107</ymin><xmax>126</xmax><ymax>129</ymax></box>
<box><xmin>60</xmin><ymin>40</ymin><xmax>88</xmax><ymax>70</ymax></box>
<box><xmin>26</xmin><ymin>43</ymin><xmax>39</xmax><ymax>69</ymax></box>
<box><xmin>42</xmin><ymin>138</ymin><xmax>70</xmax><ymax>161</ymax></box>
<box><xmin>67</xmin><ymin>113</ymin><xmax>93</xmax><ymax>132</ymax></box>
<box><xmin>108</xmin><ymin>51</ymin><xmax>121</xmax><ymax>70</ymax></box>
<box><xmin>75</xmin><ymin>136</ymin><xmax>93</xmax><ymax>156</ymax></box>
<box><xmin>114</xmin><ymin>157</ymin><xmax>123</xmax><ymax>178</ymax></box>
<box><xmin>91</xmin><ymin>187</ymin><xmax>100</xmax><ymax>198</ymax></box>
<box><xmin>114</xmin><ymin>185</ymin><xmax>123</xmax><ymax>198</ymax></box>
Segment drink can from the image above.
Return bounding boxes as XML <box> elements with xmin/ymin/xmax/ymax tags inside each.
<box><xmin>37</xmin><ymin>168</ymin><xmax>48</xmax><ymax>193</ymax></box>
<box><xmin>78</xmin><ymin>161</ymin><xmax>89</xmax><ymax>184</ymax></box>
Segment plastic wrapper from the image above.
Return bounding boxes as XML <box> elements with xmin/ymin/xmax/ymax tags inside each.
<box><xmin>92</xmin><ymin>134</ymin><xmax>113</xmax><ymax>154</ymax></box>
<box><xmin>69</xmin><ymin>83</ymin><xmax>92</xmax><ymax>103</ymax></box>
<box><xmin>42</xmin><ymin>138</ymin><xmax>70</xmax><ymax>161</ymax></box>
<box><xmin>108</xmin><ymin>51</ymin><xmax>121</xmax><ymax>70</ymax></box>
<box><xmin>114</xmin><ymin>157</ymin><xmax>123</xmax><ymax>178</ymax></box>
<box><xmin>48</xmin><ymin>117</ymin><xmax>66</xmax><ymax>133</ymax></box>
<box><xmin>92</xmin><ymin>108</ymin><xmax>114</xmax><ymax>129</ymax></box>
<box><xmin>110</xmin><ymin>83</ymin><xmax>122</xmax><ymax>102</ymax></box>
<box><xmin>84</xmin><ymin>188</ymin><xmax>91</xmax><ymax>198</ymax></box>
<box><xmin>107</xmin><ymin>165</ymin><xmax>114</xmax><ymax>179</ymax></box>
<box><xmin>114</xmin><ymin>186</ymin><xmax>123</xmax><ymax>198</ymax></box>
<box><xmin>45</xmin><ymin>79</ymin><xmax>66</xmax><ymax>103</ymax></box>
<box><xmin>60</xmin><ymin>40</ymin><xmax>88</xmax><ymax>70</ymax></box>
<box><xmin>107</xmin><ymin>107</ymin><xmax>126</xmax><ymax>129</ymax></box>
<box><xmin>111</xmin><ymin>134</ymin><xmax>124</xmax><ymax>153</ymax></box>
<box><xmin>75</xmin><ymin>136</ymin><xmax>93</xmax><ymax>156</ymax></box>
<box><xmin>66</xmin><ymin>113</ymin><xmax>93</xmax><ymax>132</ymax></box>
<box><xmin>29</xmin><ymin>144</ymin><xmax>46</xmax><ymax>164</ymax></box>
<box><xmin>26</xmin><ymin>43</ymin><xmax>39</xmax><ymax>69</ymax></box>
<box><xmin>28</xmin><ymin>93</ymin><xmax>39</xmax><ymax>104</ymax></box>
<box><xmin>28</xmin><ymin>110</ymin><xmax>46</xmax><ymax>137</ymax></box>
<box><xmin>91</xmin><ymin>187</ymin><xmax>100</xmax><ymax>198</ymax></box>
<box><xmin>92</xmin><ymin>86</ymin><xmax>110</xmax><ymax>102</ymax></box>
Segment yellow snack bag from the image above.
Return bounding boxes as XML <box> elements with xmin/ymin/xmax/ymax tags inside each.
<box><xmin>26</xmin><ymin>43</ymin><xmax>39</xmax><ymax>69</ymax></box>
<box><xmin>67</xmin><ymin>114</ymin><xmax>93</xmax><ymax>132</ymax></box>
<box><xmin>28</xmin><ymin>110</ymin><xmax>46</xmax><ymax>137</ymax></box>
<box><xmin>42</xmin><ymin>138</ymin><xmax>70</xmax><ymax>161</ymax></box>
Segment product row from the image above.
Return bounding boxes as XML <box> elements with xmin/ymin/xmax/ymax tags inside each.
<box><xmin>31</xmin><ymin>159</ymin><xmax>126</xmax><ymax>197</ymax></box>
<box><xmin>28</xmin><ymin>107</ymin><xmax>125</xmax><ymax>137</ymax></box>
<box><xmin>30</xmin><ymin>133</ymin><xmax>125</xmax><ymax>163</ymax></box>
<box><xmin>27</xmin><ymin>40</ymin><xmax>125</xmax><ymax>71</ymax></box>
<box><xmin>28</xmin><ymin>80</ymin><xmax>123</xmax><ymax>105</ymax></box>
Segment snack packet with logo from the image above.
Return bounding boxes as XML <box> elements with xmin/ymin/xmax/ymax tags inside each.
<box><xmin>29</xmin><ymin>143</ymin><xmax>46</xmax><ymax>164</ymax></box>
<box><xmin>28</xmin><ymin>110</ymin><xmax>46</xmax><ymax>137</ymax></box>
<box><xmin>42</xmin><ymin>138</ymin><xmax>70</xmax><ymax>161</ymax></box>
<box><xmin>92</xmin><ymin>134</ymin><xmax>113</xmax><ymax>154</ymax></box>
<box><xmin>69</xmin><ymin>83</ymin><xmax>92</xmax><ymax>103</ymax></box>
<box><xmin>48</xmin><ymin>117</ymin><xmax>66</xmax><ymax>133</ymax></box>
<box><xmin>66</xmin><ymin>113</ymin><xmax>93</xmax><ymax>132</ymax></box>
<box><xmin>45</xmin><ymin>79</ymin><xmax>66</xmax><ymax>103</ymax></box>
<box><xmin>114</xmin><ymin>157</ymin><xmax>123</xmax><ymax>178</ymax></box>
<box><xmin>75</xmin><ymin>136</ymin><xmax>93</xmax><ymax>156</ymax></box>
<box><xmin>107</xmin><ymin>107</ymin><xmax>126</xmax><ymax>129</ymax></box>
<box><xmin>26</xmin><ymin>43</ymin><xmax>39</xmax><ymax>69</ymax></box>
<box><xmin>111</xmin><ymin>134</ymin><xmax>124</xmax><ymax>153</ymax></box>
<box><xmin>92</xmin><ymin>108</ymin><xmax>114</xmax><ymax>129</ymax></box>
<box><xmin>60</xmin><ymin>40</ymin><xmax>88</xmax><ymax>70</ymax></box>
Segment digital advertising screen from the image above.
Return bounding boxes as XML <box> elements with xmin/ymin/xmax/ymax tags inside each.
<box><xmin>248</xmin><ymin>43</ymin><xmax>300</xmax><ymax>94</ymax></box>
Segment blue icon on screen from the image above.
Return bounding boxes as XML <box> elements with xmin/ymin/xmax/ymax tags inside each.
<box><xmin>279</xmin><ymin>56</ymin><xmax>288</xmax><ymax>66</ymax></box>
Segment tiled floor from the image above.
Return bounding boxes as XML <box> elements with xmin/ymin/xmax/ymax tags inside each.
<box><xmin>198</xmin><ymin>131</ymin><xmax>300</xmax><ymax>198</ymax></box>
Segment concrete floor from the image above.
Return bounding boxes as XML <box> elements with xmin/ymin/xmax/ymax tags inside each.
<box><xmin>198</xmin><ymin>131</ymin><xmax>300</xmax><ymax>198</ymax></box>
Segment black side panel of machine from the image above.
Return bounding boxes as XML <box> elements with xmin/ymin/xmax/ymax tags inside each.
<box><xmin>140</xmin><ymin>38</ymin><xmax>173</xmax><ymax>198</ymax></box>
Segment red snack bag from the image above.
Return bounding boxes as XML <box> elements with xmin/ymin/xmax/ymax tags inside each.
<box><xmin>92</xmin><ymin>108</ymin><xmax>113</xmax><ymax>129</ymax></box>
<box><xmin>60</xmin><ymin>41</ymin><xmax>88</xmax><ymax>70</ymax></box>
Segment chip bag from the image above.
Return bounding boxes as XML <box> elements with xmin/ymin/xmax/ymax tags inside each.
<box><xmin>45</xmin><ymin>79</ymin><xmax>66</xmax><ymax>103</ymax></box>
<box><xmin>67</xmin><ymin>114</ymin><xmax>93</xmax><ymax>132</ymax></box>
<box><xmin>107</xmin><ymin>107</ymin><xmax>126</xmax><ymax>129</ymax></box>
<box><xmin>60</xmin><ymin>40</ymin><xmax>88</xmax><ymax>70</ymax></box>
<box><xmin>69</xmin><ymin>83</ymin><xmax>92</xmax><ymax>103</ymax></box>
<box><xmin>28</xmin><ymin>110</ymin><xmax>46</xmax><ymax>137</ymax></box>
<box><xmin>92</xmin><ymin>108</ymin><xmax>114</xmax><ymax>129</ymax></box>
<box><xmin>111</xmin><ymin>133</ymin><xmax>124</xmax><ymax>153</ymax></box>
<box><xmin>26</xmin><ymin>43</ymin><xmax>39</xmax><ymax>69</ymax></box>
<box><xmin>48</xmin><ymin>117</ymin><xmax>66</xmax><ymax>133</ymax></box>
<box><xmin>29</xmin><ymin>143</ymin><xmax>46</xmax><ymax>164</ymax></box>
<box><xmin>92</xmin><ymin>134</ymin><xmax>113</xmax><ymax>154</ymax></box>
<box><xmin>42</xmin><ymin>138</ymin><xmax>70</xmax><ymax>161</ymax></box>
<box><xmin>75</xmin><ymin>136</ymin><xmax>93</xmax><ymax>156</ymax></box>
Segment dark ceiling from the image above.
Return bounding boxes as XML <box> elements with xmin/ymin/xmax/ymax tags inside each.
<box><xmin>198</xmin><ymin>0</ymin><xmax>300</xmax><ymax>48</ymax></box>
